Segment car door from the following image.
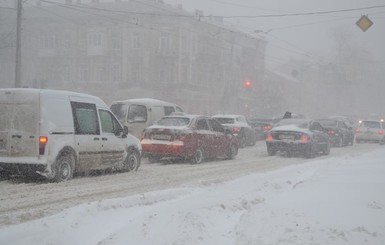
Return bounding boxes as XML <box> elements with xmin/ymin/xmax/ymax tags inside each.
<box><xmin>71</xmin><ymin>101</ymin><xmax>102</xmax><ymax>172</ymax></box>
<box><xmin>309</xmin><ymin>121</ymin><xmax>328</xmax><ymax>151</ymax></box>
<box><xmin>98</xmin><ymin>109</ymin><xmax>126</xmax><ymax>168</ymax></box>
<box><xmin>208</xmin><ymin>118</ymin><xmax>228</xmax><ymax>156</ymax></box>
<box><xmin>195</xmin><ymin>118</ymin><xmax>215</xmax><ymax>158</ymax></box>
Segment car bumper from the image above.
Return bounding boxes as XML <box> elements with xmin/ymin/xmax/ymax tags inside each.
<box><xmin>141</xmin><ymin>139</ymin><xmax>194</xmax><ymax>158</ymax></box>
<box><xmin>266</xmin><ymin>140</ymin><xmax>311</xmax><ymax>153</ymax></box>
<box><xmin>356</xmin><ymin>133</ymin><xmax>384</xmax><ymax>142</ymax></box>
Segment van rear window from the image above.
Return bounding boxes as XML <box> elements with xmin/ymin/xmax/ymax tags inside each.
<box><xmin>128</xmin><ymin>104</ymin><xmax>147</xmax><ymax>123</ymax></box>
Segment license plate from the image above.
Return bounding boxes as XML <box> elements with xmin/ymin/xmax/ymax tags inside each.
<box><xmin>279</xmin><ymin>135</ymin><xmax>294</xmax><ymax>140</ymax></box>
<box><xmin>152</xmin><ymin>134</ymin><xmax>171</xmax><ymax>140</ymax></box>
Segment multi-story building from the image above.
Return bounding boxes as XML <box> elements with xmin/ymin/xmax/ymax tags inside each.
<box><xmin>1</xmin><ymin>0</ymin><xmax>266</xmax><ymax>115</ymax></box>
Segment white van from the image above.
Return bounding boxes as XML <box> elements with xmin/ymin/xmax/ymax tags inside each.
<box><xmin>0</xmin><ymin>88</ymin><xmax>141</xmax><ymax>182</ymax></box>
<box><xmin>110</xmin><ymin>98</ymin><xmax>183</xmax><ymax>139</ymax></box>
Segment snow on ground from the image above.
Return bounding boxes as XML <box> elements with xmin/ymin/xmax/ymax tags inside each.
<box><xmin>0</xmin><ymin>148</ymin><xmax>384</xmax><ymax>245</ymax></box>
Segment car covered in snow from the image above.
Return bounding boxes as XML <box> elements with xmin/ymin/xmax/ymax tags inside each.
<box><xmin>265</xmin><ymin>119</ymin><xmax>330</xmax><ymax>158</ymax></box>
<box><xmin>0</xmin><ymin>88</ymin><xmax>141</xmax><ymax>182</ymax></box>
<box><xmin>212</xmin><ymin>114</ymin><xmax>256</xmax><ymax>147</ymax></box>
<box><xmin>110</xmin><ymin>98</ymin><xmax>183</xmax><ymax>140</ymax></box>
<box><xmin>141</xmin><ymin>114</ymin><xmax>238</xmax><ymax>164</ymax></box>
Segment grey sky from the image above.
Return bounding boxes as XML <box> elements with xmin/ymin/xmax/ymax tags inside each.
<box><xmin>165</xmin><ymin>0</ymin><xmax>385</xmax><ymax>67</ymax></box>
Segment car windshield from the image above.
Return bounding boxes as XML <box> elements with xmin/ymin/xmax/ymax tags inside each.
<box><xmin>315</xmin><ymin>119</ymin><xmax>338</xmax><ymax>128</ymax></box>
<box><xmin>110</xmin><ymin>103</ymin><xmax>128</xmax><ymax>122</ymax></box>
<box><xmin>362</xmin><ymin>121</ymin><xmax>381</xmax><ymax>129</ymax></box>
<box><xmin>155</xmin><ymin>117</ymin><xmax>190</xmax><ymax>126</ymax></box>
<box><xmin>275</xmin><ymin>119</ymin><xmax>309</xmax><ymax>128</ymax></box>
<box><xmin>214</xmin><ymin>118</ymin><xmax>235</xmax><ymax>124</ymax></box>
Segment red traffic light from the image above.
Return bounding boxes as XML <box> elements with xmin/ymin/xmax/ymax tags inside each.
<box><xmin>244</xmin><ymin>80</ymin><xmax>252</xmax><ymax>87</ymax></box>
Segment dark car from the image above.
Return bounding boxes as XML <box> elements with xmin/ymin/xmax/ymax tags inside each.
<box><xmin>141</xmin><ymin>114</ymin><xmax>238</xmax><ymax>164</ymax></box>
<box><xmin>312</xmin><ymin>119</ymin><xmax>355</xmax><ymax>147</ymax></box>
<box><xmin>265</xmin><ymin>119</ymin><xmax>330</xmax><ymax>158</ymax></box>
<box><xmin>212</xmin><ymin>114</ymin><xmax>257</xmax><ymax>148</ymax></box>
<box><xmin>248</xmin><ymin>118</ymin><xmax>280</xmax><ymax>141</ymax></box>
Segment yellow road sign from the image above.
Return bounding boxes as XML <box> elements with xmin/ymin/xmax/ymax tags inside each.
<box><xmin>356</xmin><ymin>15</ymin><xmax>373</xmax><ymax>32</ymax></box>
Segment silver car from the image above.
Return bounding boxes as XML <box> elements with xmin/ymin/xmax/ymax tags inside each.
<box><xmin>355</xmin><ymin>120</ymin><xmax>385</xmax><ymax>144</ymax></box>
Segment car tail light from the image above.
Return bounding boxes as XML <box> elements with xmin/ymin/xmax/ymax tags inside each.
<box><xmin>298</xmin><ymin>134</ymin><xmax>309</xmax><ymax>142</ymax></box>
<box><xmin>379</xmin><ymin>129</ymin><xmax>383</xmax><ymax>135</ymax></box>
<box><xmin>266</xmin><ymin>133</ymin><xmax>273</xmax><ymax>141</ymax></box>
<box><xmin>39</xmin><ymin>136</ymin><xmax>48</xmax><ymax>155</ymax></box>
<box><xmin>232</xmin><ymin>127</ymin><xmax>241</xmax><ymax>133</ymax></box>
<box><xmin>355</xmin><ymin>128</ymin><xmax>361</xmax><ymax>133</ymax></box>
<box><xmin>178</xmin><ymin>133</ymin><xmax>187</xmax><ymax>141</ymax></box>
<box><xmin>263</xmin><ymin>125</ymin><xmax>272</xmax><ymax>131</ymax></box>
<box><xmin>327</xmin><ymin>129</ymin><xmax>335</xmax><ymax>135</ymax></box>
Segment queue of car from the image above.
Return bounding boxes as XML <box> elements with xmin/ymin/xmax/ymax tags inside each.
<box><xmin>1</xmin><ymin>88</ymin><xmax>383</xmax><ymax>182</ymax></box>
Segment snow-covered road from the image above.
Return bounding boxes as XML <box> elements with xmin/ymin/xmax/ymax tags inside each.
<box><xmin>0</xmin><ymin>141</ymin><xmax>383</xmax><ymax>240</ymax></box>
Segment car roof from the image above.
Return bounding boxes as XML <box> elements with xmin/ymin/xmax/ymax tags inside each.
<box><xmin>212</xmin><ymin>114</ymin><xmax>243</xmax><ymax>118</ymax></box>
<box><xmin>111</xmin><ymin>98</ymin><xmax>180</xmax><ymax>107</ymax></box>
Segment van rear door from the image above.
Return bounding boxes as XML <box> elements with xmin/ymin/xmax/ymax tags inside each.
<box><xmin>0</xmin><ymin>90</ymin><xmax>39</xmax><ymax>157</ymax></box>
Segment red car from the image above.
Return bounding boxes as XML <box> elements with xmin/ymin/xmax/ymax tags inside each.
<box><xmin>141</xmin><ymin>114</ymin><xmax>238</xmax><ymax>164</ymax></box>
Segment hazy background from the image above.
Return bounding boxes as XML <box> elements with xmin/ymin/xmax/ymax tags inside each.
<box><xmin>164</xmin><ymin>0</ymin><xmax>385</xmax><ymax>68</ymax></box>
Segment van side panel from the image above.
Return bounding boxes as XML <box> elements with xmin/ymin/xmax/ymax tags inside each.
<box><xmin>41</xmin><ymin>94</ymin><xmax>74</xmax><ymax>135</ymax></box>
<box><xmin>0</xmin><ymin>90</ymin><xmax>39</xmax><ymax>158</ymax></box>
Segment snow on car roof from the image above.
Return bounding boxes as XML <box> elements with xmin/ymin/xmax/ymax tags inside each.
<box><xmin>272</xmin><ymin>124</ymin><xmax>309</xmax><ymax>133</ymax></box>
<box><xmin>212</xmin><ymin>114</ymin><xmax>243</xmax><ymax>119</ymax></box>
<box><xmin>111</xmin><ymin>98</ymin><xmax>180</xmax><ymax>107</ymax></box>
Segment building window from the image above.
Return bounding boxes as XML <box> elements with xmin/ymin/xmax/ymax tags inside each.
<box><xmin>132</xmin><ymin>33</ymin><xmax>141</xmax><ymax>50</ymax></box>
<box><xmin>40</xmin><ymin>33</ymin><xmax>56</xmax><ymax>49</ymax></box>
<box><xmin>88</xmin><ymin>32</ymin><xmax>102</xmax><ymax>47</ymax></box>
<box><xmin>111</xmin><ymin>34</ymin><xmax>122</xmax><ymax>51</ymax></box>
<box><xmin>96</xmin><ymin>65</ymin><xmax>105</xmax><ymax>81</ymax></box>
<box><xmin>160</xmin><ymin>32</ymin><xmax>171</xmax><ymax>50</ymax></box>
<box><xmin>112</xmin><ymin>64</ymin><xmax>121</xmax><ymax>82</ymax></box>
<box><xmin>80</xmin><ymin>64</ymin><xmax>89</xmax><ymax>81</ymax></box>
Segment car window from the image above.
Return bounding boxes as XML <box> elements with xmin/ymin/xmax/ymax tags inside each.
<box><xmin>110</xmin><ymin>103</ymin><xmax>128</xmax><ymax>123</ymax></box>
<box><xmin>196</xmin><ymin>119</ymin><xmax>210</xmax><ymax>130</ymax></box>
<box><xmin>209</xmin><ymin>119</ymin><xmax>225</xmax><ymax>133</ymax></box>
<box><xmin>316</xmin><ymin>119</ymin><xmax>337</xmax><ymax>128</ymax></box>
<box><xmin>99</xmin><ymin>109</ymin><xmax>123</xmax><ymax>136</ymax></box>
<box><xmin>71</xmin><ymin>102</ymin><xmax>99</xmax><ymax>135</ymax></box>
<box><xmin>156</xmin><ymin>117</ymin><xmax>190</xmax><ymax>126</ymax></box>
<box><xmin>310</xmin><ymin>122</ymin><xmax>323</xmax><ymax>131</ymax></box>
<box><xmin>214</xmin><ymin>117</ymin><xmax>234</xmax><ymax>124</ymax></box>
<box><xmin>176</xmin><ymin>106</ymin><xmax>183</xmax><ymax>112</ymax></box>
<box><xmin>363</xmin><ymin>121</ymin><xmax>381</xmax><ymax>128</ymax></box>
<box><xmin>127</xmin><ymin>104</ymin><xmax>147</xmax><ymax>123</ymax></box>
<box><xmin>164</xmin><ymin>106</ymin><xmax>175</xmax><ymax>116</ymax></box>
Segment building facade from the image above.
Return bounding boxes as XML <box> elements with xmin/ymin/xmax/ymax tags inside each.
<box><xmin>1</xmin><ymin>0</ymin><xmax>266</xmax><ymax>115</ymax></box>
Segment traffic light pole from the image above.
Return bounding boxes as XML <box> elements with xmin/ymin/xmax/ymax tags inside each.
<box><xmin>15</xmin><ymin>0</ymin><xmax>22</xmax><ymax>88</ymax></box>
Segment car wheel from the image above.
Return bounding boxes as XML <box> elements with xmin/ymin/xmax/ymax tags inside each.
<box><xmin>267</xmin><ymin>147</ymin><xmax>276</xmax><ymax>156</ymax></box>
<box><xmin>191</xmin><ymin>147</ymin><xmax>204</xmax><ymax>164</ymax></box>
<box><xmin>322</xmin><ymin>141</ymin><xmax>330</xmax><ymax>155</ymax></box>
<box><xmin>337</xmin><ymin>136</ymin><xmax>344</xmax><ymax>147</ymax></box>
<box><xmin>239</xmin><ymin>134</ymin><xmax>246</xmax><ymax>148</ymax></box>
<box><xmin>226</xmin><ymin>143</ymin><xmax>238</xmax><ymax>160</ymax></box>
<box><xmin>53</xmin><ymin>153</ymin><xmax>74</xmax><ymax>182</ymax></box>
<box><xmin>124</xmin><ymin>150</ymin><xmax>140</xmax><ymax>172</ymax></box>
<box><xmin>304</xmin><ymin>145</ymin><xmax>316</xmax><ymax>158</ymax></box>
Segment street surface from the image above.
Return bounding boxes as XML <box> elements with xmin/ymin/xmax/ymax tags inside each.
<box><xmin>0</xmin><ymin>141</ymin><xmax>380</xmax><ymax>226</ymax></box>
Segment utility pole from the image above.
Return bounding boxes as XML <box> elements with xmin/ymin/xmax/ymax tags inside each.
<box><xmin>15</xmin><ymin>0</ymin><xmax>22</xmax><ymax>88</ymax></box>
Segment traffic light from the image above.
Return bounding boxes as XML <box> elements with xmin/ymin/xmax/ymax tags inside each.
<box><xmin>244</xmin><ymin>80</ymin><xmax>252</xmax><ymax>88</ymax></box>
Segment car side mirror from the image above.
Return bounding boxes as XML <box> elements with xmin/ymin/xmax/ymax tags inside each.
<box><xmin>122</xmin><ymin>126</ymin><xmax>129</xmax><ymax>138</ymax></box>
